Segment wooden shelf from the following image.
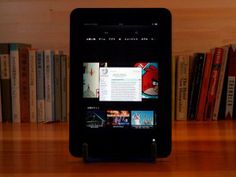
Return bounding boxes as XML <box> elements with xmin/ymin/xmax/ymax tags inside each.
<box><xmin>0</xmin><ymin>121</ymin><xmax>236</xmax><ymax>176</ymax></box>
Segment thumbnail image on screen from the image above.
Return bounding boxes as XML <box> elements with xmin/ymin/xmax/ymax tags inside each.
<box><xmin>134</xmin><ymin>63</ymin><xmax>158</xmax><ymax>99</ymax></box>
<box><xmin>85</xmin><ymin>110</ymin><xmax>106</xmax><ymax>128</ymax></box>
<box><xmin>106</xmin><ymin>110</ymin><xmax>130</xmax><ymax>128</ymax></box>
<box><xmin>131</xmin><ymin>111</ymin><xmax>154</xmax><ymax>129</ymax></box>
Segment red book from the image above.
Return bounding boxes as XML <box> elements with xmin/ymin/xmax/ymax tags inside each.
<box><xmin>204</xmin><ymin>48</ymin><xmax>224</xmax><ymax>120</ymax></box>
<box><xmin>19</xmin><ymin>48</ymin><xmax>30</xmax><ymax>122</ymax></box>
<box><xmin>196</xmin><ymin>52</ymin><xmax>213</xmax><ymax>120</ymax></box>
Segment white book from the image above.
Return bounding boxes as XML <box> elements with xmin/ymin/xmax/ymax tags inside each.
<box><xmin>29</xmin><ymin>49</ymin><xmax>37</xmax><ymax>122</ymax></box>
<box><xmin>36</xmin><ymin>50</ymin><xmax>45</xmax><ymax>123</ymax></box>
<box><xmin>212</xmin><ymin>47</ymin><xmax>229</xmax><ymax>120</ymax></box>
<box><xmin>10</xmin><ymin>44</ymin><xmax>21</xmax><ymax>123</ymax></box>
<box><xmin>225</xmin><ymin>76</ymin><xmax>235</xmax><ymax>119</ymax></box>
<box><xmin>44</xmin><ymin>50</ymin><xmax>55</xmax><ymax>122</ymax></box>
<box><xmin>175</xmin><ymin>55</ymin><xmax>189</xmax><ymax>120</ymax></box>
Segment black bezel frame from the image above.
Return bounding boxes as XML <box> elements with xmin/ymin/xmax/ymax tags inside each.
<box><xmin>69</xmin><ymin>8</ymin><xmax>172</xmax><ymax>159</ymax></box>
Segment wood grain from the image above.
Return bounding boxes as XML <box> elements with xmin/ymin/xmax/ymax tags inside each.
<box><xmin>1</xmin><ymin>1</ymin><xmax>236</xmax><ymax>54</ymax></box>
<box><xmin>0</xmin><ymin>121</ymin><xmax>236</xmax><ymax>177</ymax></box>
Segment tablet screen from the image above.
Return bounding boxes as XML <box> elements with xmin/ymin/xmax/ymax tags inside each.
<box><xmin>80</xmin><ymin>22</ymin><xmax>159</xmax><ymax>129</ymax></box>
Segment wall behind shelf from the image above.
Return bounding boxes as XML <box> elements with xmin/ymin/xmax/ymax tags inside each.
<box><xmin>1</xmin><ymin>0</ymin><xmax>236</xmax><ymax>55</ymax></box>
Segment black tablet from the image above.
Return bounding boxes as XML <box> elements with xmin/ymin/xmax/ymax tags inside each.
<box><xmin>70</xmin><ymin>8</ymin><xmax>171</xmax><ymax>161</ymax></box>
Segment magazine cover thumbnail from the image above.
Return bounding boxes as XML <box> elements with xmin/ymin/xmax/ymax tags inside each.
<box><xmin>134</xmin><ymin>62</ymin><xmax>158</xmax><ymax>99</ymax></box>
<box><xmin>106</xmin><ymin>110</ymin><xmax>130</xmax><ymax>128</ymax></box>
<box><xmin>85</xmin><ymin>110</ymin><xmax>106</xmax><ymax>128</ymax></box>
<box><xmin>131</xmin><ymin>111</ymin><xmax>154</xmax><ymax>128</ymax></box>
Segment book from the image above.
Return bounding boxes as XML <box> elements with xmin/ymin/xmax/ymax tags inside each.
<box><xmin>44</xmin><ymin>50</ymin><xmax>55</xmax><ymax>122</ymax></box>
<box><xmin>19</xmin><ymin>47</ymin><xmax>30</xmax><ymax>122</ymax></box>
<box><xmin>225</xmin><ymin>48</ymin><xmax>236</xmax><ymax>119</ymax></box>
<box><xmin>10</xmin><ymin>43</ymin><xmax>31</xmax><ymax>123</ymax></box>
<box><xmin>175</xmin><ymin>55</ymin><xmax>189</xmax><ymax>120</ymax></box>
<box><xmin>172</xmin><ymin>56</ymin><xmax>176</xmax><ymax>121</ymax></box>
<box><xmin>61</xmin><ymin>54</ymin><xmax>67</xmax><ymax>122</ymax></box>
<box><xmin>66</xmin><ymin>56</ymin><xmax>70</xmax><ymax>122</ymax></box>
<box><xmin>0</xmin><ymin>44</ymin><xmax>12</xmax><ymax>122</ymax></box>
<box><xmin>204</xmin><ymin>48</ymin><xmax>224</xmax><ymax>120</ymax></box>
<box><xmin>0</xmin><ymin>80</ymin><xmax>2</xmax><ymax>123</ymax></box>
<box><xmin>36</xmin><ymin>50</ymin><xmax>45</xmax><ymax>123</ymax></box>
<box><xmin>29</xmin><ymin>49</ymin><xmax>37</xmax><ymax>122</ymax></box>
<box><xmin>54</xmin><ymin>51</ymin><xmax>63</xmax><ymax>121</ymax></box>
<box><xmin>212</xmin><ymin>46</ymin><xmax>230</xmax><ymax>120</ymax></box>
<box><xmin>195</xmin><ymin>52</ymin><xmax>213</xmax><ymax>121</ymax></box>
<box><xmin>188</xmin><ymin>53</ymin><xmax>205</xmax><ymax>120</ymax></box>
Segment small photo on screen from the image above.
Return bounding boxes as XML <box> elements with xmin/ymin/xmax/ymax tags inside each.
<box><xmin>83</xmin><ymin>62</ymin><xmax>108</xmax><ymax>98</ymax></box>
<box><xmin>134</xmin><ymin>62</ymin><xmax>158</xmax><ymax>99</ymax></box>
<box><xmin>131</xmin><ymin>111</ymin><xmax>154</xmax><ymax>128</ymax></box>
<box><xmin>83</xmin><ymin>63</ymin><xmax>99</xmax><ymax>98</ymax></box>
<box><xmin>85</xmin><ymin>110</ymin><xmax>106</xmax><ymax>128</ymax></box>
<box><xmin>106</xmin><ymin>110</ymin><xmax>130</xmax><ymax>128</ymax></box>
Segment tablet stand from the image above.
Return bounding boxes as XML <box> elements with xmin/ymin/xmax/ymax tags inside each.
<box><xmin>82</xmin><ymin>142</ymin><xmax>157</xmax><ymax>163</ymax></box>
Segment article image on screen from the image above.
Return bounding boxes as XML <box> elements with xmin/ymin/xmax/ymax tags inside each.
<box><xmin>131</xmin><ymin>110</ymin><xmax>154</xmax><ymax>129</ymax></box>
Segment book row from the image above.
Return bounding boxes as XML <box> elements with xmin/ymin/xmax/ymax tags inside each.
<box><xmin>0</xmin><ymin>43</ymin><xmax>69</xmax><ymax>123</ymax></box>
<box><xmin>174</xmin><ymin>44</ymin><xmax>236</xmax><ymax>121</ymax></box>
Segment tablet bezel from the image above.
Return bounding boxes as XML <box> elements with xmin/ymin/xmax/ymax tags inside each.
<box><xmin>70</xmin><ymin>8</ymin><xmax>172</xmax><ymax>159</ymax></box>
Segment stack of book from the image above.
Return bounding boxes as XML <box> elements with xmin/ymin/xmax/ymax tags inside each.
<box><xmin>0</xmin><ymin>43</ymin><xmax>69</xmax><ymax>123</ymax></box>
<box><xmin>174</xmin><ymin>44</ymin><xmax>236</xmax><ymax>121</ymax></box>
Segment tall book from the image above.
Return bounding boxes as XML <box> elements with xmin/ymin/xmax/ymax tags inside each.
<box><xmin>212</xmin><ymin>46</ymin><xmax>230</xmax><ymax>120</ymax></box>
<box><xmin>29</xmin><ymin>49</ymin><xmax>37</xmax><ymax>122</ymax></box>
<box><xmin>54</xmin><ymin>51</ymin><xmax>62</xmax><ymax>121</ymax></box>
<box><xmin>44</xmin><ymin>50</ymin><xmax>55</xmax><ymax>122</ymax></box>
<box><xmin>225</xmin><ymin>48</ymin><xmax>236</xmax><ymax>119</ymax></box>
<box><xmin>66</xmin><ymin>56</ymin><xmax>70</xmax><ymax>122</ymax></box>
<box><xmin>172</xmin><ymin>56</ymin><xmax>176</xmax><ymax>121</ymax></box>
<box><xmin>195</xmin><ymin>52</ymin><xmax>213</xmax><ymax>120</ymax></box>
<box><xmin>0</xmin><ymin>44</ymin><xmax>12</xmax><ymax>122</ymax></box>
<box><xmin>204</xmin><ymin>48</ymin><xmax>224</xmax><ymax>120</ymax></box>
<box><xmin>19</xmin><ymin>48</ymin><xmax>30</xmax><ymax>122</ymax></box>
<box><xmin>0</xmin><ymin>79</ymin><xmax>2</xmax><ymax>123</ymax></box>
<box><xmin>188</xmin><ymin>53</ymin><xmax>205</xmax><ymax>120</ymax></box>
<box><xmin>175</xmin><ymin>55</ymin><xmax>189</xmax><ymax>120</ymax></box>
<box><xmin>36</xmin><ymin>50</ymin><xmax>45</xmax><ymax>123</ymax></box>
<box><xmin>61</xmin><ymin>54</ymin><xmax>67</xmax><ymax>122</ymax></box>
<box><xmin>10</xmin><ymin>43</ymin><xmax>31</xmax><ymax>123</ymax></box>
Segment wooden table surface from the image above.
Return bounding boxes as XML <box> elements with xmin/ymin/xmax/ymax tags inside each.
<box><xmin>0</xmin><ymin>121</ymin><xmax>236</xmax><ymax>177</ymax></box>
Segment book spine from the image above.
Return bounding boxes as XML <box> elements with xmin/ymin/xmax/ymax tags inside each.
<box><xmin>175</xmin><ymin>55</ymin><xmax>189</xmax><ymax>120</ymax></box>
<box><xmin>172</xmin><ymin>56</ymin><xmax>176</xmax><ymax>121</ymax></box>
<box><xmin>225</xmin><ymin>76</ymin><xmax>236</xmax><ymax>119</ymax></box>
<box><xmin>10</xmin><ymin>44</ymin><xmax>21</xmax><ymax>123</ymax></box>
<box><xmin>218</xmin><ymin>46</ymin><xmax>233</xmax><ymax>120</ymax></box>
<box><xmin>66</xmin><ymin>56</ymin><xmax>70</xmax><ymax>122</ymax></box>
<box><xmin>0</xmin><ymin>80</ymin><xmax>2</xmax><ymax>123</ymax></box>
<box><xmin>212</xmin><ymin>47</ymin><xmax>229</xmax><ymax>120</ymax></box>
<box><xmin>29</xmin><ymin>49</ymin><xmax>37</xmax><ymax>122</ymax></box>
<box><xmin>188</xmin><ymin>53</ymin><xmax>205</xmax><ymax>120</ymax></box>
<box><xmin>61</xmin><ymin>54</ymin><xmax>67</xmax><ymax>121</ymax></box>
<box><xmin>204</xmin><ymin>48</ymin><xmax>224</xmax><ymax>120</ymax></box>
<box><xmin>195</xmin><ymin>52</ymin><xmax>213</xmax><ymax>120</ymax></box>
<box><xmin>0</xmin><ymin>45</ymin><xmax>12</xmax><ymax>122</ymax></box>
<box><xmin>54</xmin><ymin>52</ymin><xmax>62</xmax><ymax>121</ymax></box>
<box><xmin>225</xmin><ymin>48</ymin><xmax>236</xmax><ymax>119</ymax></box>
<box><xmin>19</xmin><ymin>48</ymin><xmax>30</xmax><ymax>123</ymax></box>
<box><xmin>36</xmin><ymin>50</ymin><xmax>45</xmax><ymax>122</ymax></box>
<box><xmin>44</xmin><ymin>50</ymin><xmax>55</xmax><ymax>122</ymax></box>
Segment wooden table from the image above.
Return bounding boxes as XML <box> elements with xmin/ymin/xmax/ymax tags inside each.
<box><xmin>0</xmin><ymin>121</ymin><xmax>236</xmax><ymax>177</ymax></box>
